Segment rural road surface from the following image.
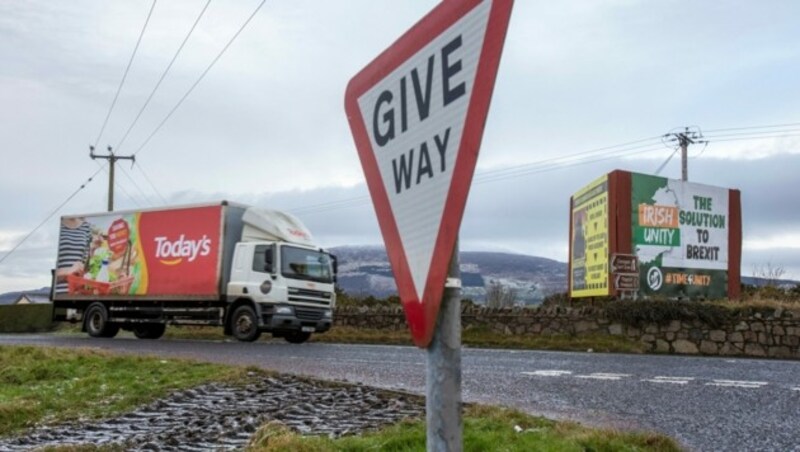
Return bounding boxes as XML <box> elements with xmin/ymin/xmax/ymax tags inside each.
<box><xmin>2</xmin><ymin>334</ymin><xmax>799</xmax><ymax>451</ymax></box>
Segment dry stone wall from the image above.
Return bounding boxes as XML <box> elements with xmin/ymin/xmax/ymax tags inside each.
<box><xmin>334</xmin><ymin>305</ymin><xmax>800</xmax><ymax>359</ymax></box>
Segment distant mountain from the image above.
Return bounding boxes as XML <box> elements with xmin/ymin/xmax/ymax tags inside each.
<box><xmin>331</xmin><ymin>245</ymin><xmax>567</xmax><ymax>305</ymax></box>
<box><xmin>0</xmin><ymin>287</ymin><xmax>50</xmax><ymax>304</ymax></box>
<box><xmin>741</xmin><ymin>276</ymin><xmax>799</xmax><ymax>288</ymax></box>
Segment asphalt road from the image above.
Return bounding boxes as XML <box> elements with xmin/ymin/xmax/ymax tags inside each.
<box><xmin>2</xmin><ymin>333</ymin><xmax>799</xmax><ymax>451</ymax></box>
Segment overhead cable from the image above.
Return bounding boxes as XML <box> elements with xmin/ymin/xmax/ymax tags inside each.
<box><xmin>93</xmin><ymin>0</ymin><xmax>158</xmax><ymax>148</ymax></box>
<box><xmin>0</xmin><ymin>168</ymin><xmax>104</xmax><ymax>265</ymax></box>
<box><xmin>131</xmin><ymin>0</ymin><xmax>267</xmax><ymax>158</ymax></box>
<box><xmin>115</xmin><ymin>0</ymin><xmax>213</xmax><ymax>152</ymax></box>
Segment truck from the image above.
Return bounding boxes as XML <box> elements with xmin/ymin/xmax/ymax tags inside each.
<box><xmin>51</xmin><ymin>201</ymin><xmax>337</xmax><ymax>343</ymax></box>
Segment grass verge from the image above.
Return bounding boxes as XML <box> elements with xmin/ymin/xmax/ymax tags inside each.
<box><xmin>247</xmin><ymin>404</ymin><xmax>680</xmax><ymax>452</ymax></box>
<box><xmin>315</xmin><ymin>326</ymin><xmax>648</xmax><ymax>353</ymax></box>
<box><xmin>0</xmin><ymin>346</ymin><xmax>679</xmax><ymax>451</ymax></box>
<box><xmin>160</xmin><ymin>326</ymin><xmax>647</xmax><ymax>354</ymax></box>
<box><xmin>0</xmin><ymin>345</ymin><xmax>247</xmax><ymax>437</ymax></box>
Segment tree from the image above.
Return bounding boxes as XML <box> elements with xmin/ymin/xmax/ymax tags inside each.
<box><xmin>485</xmin><ymin>280</ymin><xmax>517</xmax><ymax>307</ymax></box>
<box><xmin>752</xmin><ymin>262</ymin><xmax>786</xmax><ymax>288</ymax></box>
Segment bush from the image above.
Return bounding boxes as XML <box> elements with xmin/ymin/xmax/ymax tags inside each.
<box><xmin>0</xmin><ymin>304</ymin><xmax>54</xmax><ymax>333</ymax></box>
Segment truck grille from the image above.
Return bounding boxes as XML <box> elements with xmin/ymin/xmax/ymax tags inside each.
<box><xmin>295</xmin><ymin>307</ymin><xmax>325</xmax><ymax>321</ymax></box>
<box><xmin>288</xmin><ymin>288</ymin><xmax>332</xmax><ymax>306</ymax></box>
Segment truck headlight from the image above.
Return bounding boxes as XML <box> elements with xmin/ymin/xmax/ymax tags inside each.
<box><xmin>323</xmin><ymin>310</ymin><xmax>332</xmax><ymax>319</ymax></box>
<box><xmin>275</xmin><ymin>306</ymin><xmax>294</xmax><ymax>315</ymax></box>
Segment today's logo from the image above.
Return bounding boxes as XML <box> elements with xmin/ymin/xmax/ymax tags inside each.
<box><xmin>154</xmin><ymin>235</ymin><xmax>211</xmax><ymax>265</ymax></box>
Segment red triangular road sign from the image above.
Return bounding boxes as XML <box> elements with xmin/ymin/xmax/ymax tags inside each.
<box><xmin>345</xmin><ymin>0</ymin><xmax>513</xmax><ymax>347</ymax></box>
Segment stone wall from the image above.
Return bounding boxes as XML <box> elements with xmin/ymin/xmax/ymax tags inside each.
<box><xmin>334</xmin><ymin>305</ymin><xmax>800</xmax><ymax>359</ymax></box>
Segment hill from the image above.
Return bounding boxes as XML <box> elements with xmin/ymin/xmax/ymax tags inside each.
<box><xmin>331</xmin><ymin>245</ymin><xmax>567</xmax><ymax>305</ymax></box>
<box><xmin>0</xmin><ymin>287</ymin><xmax>50</xmax><ymax>304</ymax></box>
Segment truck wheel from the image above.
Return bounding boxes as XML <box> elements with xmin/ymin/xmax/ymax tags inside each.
<box><xmin>284</xmin><ymin>332</ymin><xmax>311</xmax><ymax>344</ymax></box>
<box><xmin>133</xmin><ymin>324</ymin><xmax>166</xmax><ymax>340</ymax></box>
<box><xmin>231</xmin><ymin>305</ymin><xmax>261</xmax><ymax>342</ymax></box>
<box><xmin>85</xmin><ymin>303</ymin><xmax>119</xmax><ymax>338</ymax></box>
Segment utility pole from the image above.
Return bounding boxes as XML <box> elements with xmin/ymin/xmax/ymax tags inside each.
<box><xmin>90</xmin><ymin>146</ymin><xmax>135</xmax><ymax>212</ymax></box>
<box><xmin>662</xmin><ymin>127</ymin><xmax>706</xmax><ymax>181</ymax></box>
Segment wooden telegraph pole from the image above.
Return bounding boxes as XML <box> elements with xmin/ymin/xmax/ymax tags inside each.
<box><xmin>90</xmin><ymin>146</ymin><xmax>135</xmax><ymax>212</ymax></box>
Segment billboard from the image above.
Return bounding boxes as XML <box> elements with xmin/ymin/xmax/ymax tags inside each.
<box><xmin>568</xmin><ymin>170</ymin><xmax>741</xmax><ymax>300</ymax></box>
<box><xmin>632</xmin><ymin>174</ymin><xmax>729</xmax><ymax>298</ymax></box>
<box><xmin>54</xmin><ymin>205</ymin><xmax>222</xmax><ymax>299</ymax></box>
<box><xmin>570</xmin><ymin>175</ymin><xmax>610</xmax><ymax>297</ymax></box>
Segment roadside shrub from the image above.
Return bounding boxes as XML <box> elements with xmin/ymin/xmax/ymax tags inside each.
<box><xmin>0</xmin><ymin>304</ymin><xmax>54</xmax><ymax>333</ymax></box>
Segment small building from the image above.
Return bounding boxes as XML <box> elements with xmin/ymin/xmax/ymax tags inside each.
<box><xmin>13</xmin><ymin>294</ymin><xmax>51</xmax><ymax>305</ymax></box>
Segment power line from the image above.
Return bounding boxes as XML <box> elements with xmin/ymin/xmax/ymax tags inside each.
<box><xmin>288</xmin><ymin>136</ymin><xmax>663</xmax><ymax>215</ymax></box>
<box><xmin>703</xmin><ymin>128</ymin><xmax>800</xmax><ymax>139</ymax></box>
<box><xmin>290</xmin><ymin>143</ymin><xmax>668</xmax><ymax>216</ymax></box>
<box><xmin>471</xmin><ymin>136</ymin><xmax>662</xmax><ymax>181</ymax></box>
<box><xmin>474</xmin><ymin>144</ymin><xmax>666</xmax><ymax>185</ymax></box>
<box><xmin>705</xmin><ymin>121</ymin><xmax>800</xmax><ymax>134</ymax></box>
<box><xmin>116</xmin><ymin>165</ymin><xmax>152</xmax><ymax>207</ymax></box>
<box><xmin>133</xmin><ymin>160</ymin><xmax>169</xmax><ymax>205</ymax></box>
<box><xmin>0</xmin><ymin>0</ymin><xmax>266</xmax><ymax>266</ymax></box>
<box><xmin>708</xmin><ymin>133</ymin><xmax>800</xmax><ymax>143</ymax></box>
<box><xmin>654</xmin><ymin>147</ymin><xmax>680</xmax><ymax>175</ymax></box>
<box><xmin>0</xmin><ymin>168</ymin><xmax>104</xmax><ymax>265</ymax></box>
<box><xmin>291</xmin><ymin>122</ymin><xmax>797</xmax><ymax>216</ymax></box>
<box><xmin>131</xmin><ymin>0</ymin><xmax>267</xmax><ymax>158</ymax></box>
<box><xmin>475</xmin><ymin>142</ymin><xmax>662</xmax><ymax>183</ymax></box>
<box><xmin>93</xmin><ymin>0</ymin><xmax>158</xmax><ymax>148</ymax></box>
<box><xmin>115</xmin><ymin>0</ymin><xmax>212</xmax><ymax>153</ymax></box>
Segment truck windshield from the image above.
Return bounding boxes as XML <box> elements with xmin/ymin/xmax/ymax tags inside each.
<box><xmin>280</xmin><ymin>246</ymin><xmax>333</xmax><ymax>284</ymax></box>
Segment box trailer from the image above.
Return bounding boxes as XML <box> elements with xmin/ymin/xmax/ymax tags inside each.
<box><xmin>51</xmin><ymin>201</ymin><xmax>337</xmax><ymax>342</ymax></box>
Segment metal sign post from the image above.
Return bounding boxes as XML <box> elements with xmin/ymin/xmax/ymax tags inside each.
<box><xmin>427</xmin><ymin>240</ymin><xmax>462</xmax><ymax>450</ymax></box>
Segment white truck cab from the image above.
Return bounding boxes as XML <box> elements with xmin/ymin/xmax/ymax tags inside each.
<box><xmin>225</xmin><ymin>208</ymin><xmax>337</xmax><ymax>342</ymax></box>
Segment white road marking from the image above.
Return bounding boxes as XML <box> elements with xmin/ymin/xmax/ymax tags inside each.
<box><xmin>575</xmin><ymin>373</ymin><xmax>631</xmax><ymax>381</ymax></box>
<box><xmin>522</xmin><ymin>370</ymin><xmax>573</xmax><ymax>377</ymax></box>
<box><xmin>643</xmin><ymin>376</ymin><xmax>695</xmax><ymax>384</ymax></box>
<box><xmin>522</xmin><ymin>372</ymin><xmax>793</xmax><ymax>392</ymax></box>
<box><xmin>706</xmin><ymin>379</ymin><xmax>768</xmax><ymax>389</ymax></box>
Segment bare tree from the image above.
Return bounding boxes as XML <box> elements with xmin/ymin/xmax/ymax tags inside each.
<box><xmin>752</xmin><ymin>262</ymin><xmax>786</xmax><ymax>287</ymax></box>
<box><xmin>485</xmin><ymin>280</ymin><xmax>517</xmax><ymax>307</ymax></box>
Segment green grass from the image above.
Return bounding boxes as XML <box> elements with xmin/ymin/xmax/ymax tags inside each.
<box><xmin>0</xmin><ymin>345</ymin><xmax>247</xmax><ymax>437</ymax></box>
<box><xmin>315</xmin><ymin>326</ymin><xmax>648</xmax><ymax>353</ymax></box>
<box><xmin>159</xmin><ymin>325</ymin><xmax>647</xmax><ymax>354</ymax></box>
<box><xmin>246</xmin><ymin>405</ymin><xmax>681</xmax><ymax>452</ymax></box>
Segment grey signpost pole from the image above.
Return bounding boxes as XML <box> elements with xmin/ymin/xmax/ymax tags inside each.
<box><xmin>427</xmin><ymin>239</ymin><xmax>462</xmax><ymax>451</ymax></box>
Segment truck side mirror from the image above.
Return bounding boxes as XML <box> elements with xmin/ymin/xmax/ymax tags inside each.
<box><xmin>331</xmin><ymin>254</ymin><xmax>338</xmax><ymax>283</ymax></box>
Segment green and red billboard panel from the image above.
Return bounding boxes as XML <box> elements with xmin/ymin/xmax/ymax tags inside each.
<box><xmin>569</xmin><ymin>170</ymin><xmax>742</xmax><ymax>300</ymax></box>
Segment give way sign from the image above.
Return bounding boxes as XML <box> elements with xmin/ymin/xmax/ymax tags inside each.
<box><xmin>345</xmin><ymin>0</ymin><xmax>513</xmax><ymax>347</ymax></box>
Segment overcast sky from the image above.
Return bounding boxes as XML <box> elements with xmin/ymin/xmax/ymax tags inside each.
<box><xmin>1</xmin><ymin>0</ymin><xmax>799</xmax><ymax>293</ymax></box>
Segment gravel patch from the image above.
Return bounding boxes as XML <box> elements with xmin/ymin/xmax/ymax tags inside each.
<box><xmin>0</xmin><ymin>374</ymin><xmax>424</xmax><ymax>451</ymax></box>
